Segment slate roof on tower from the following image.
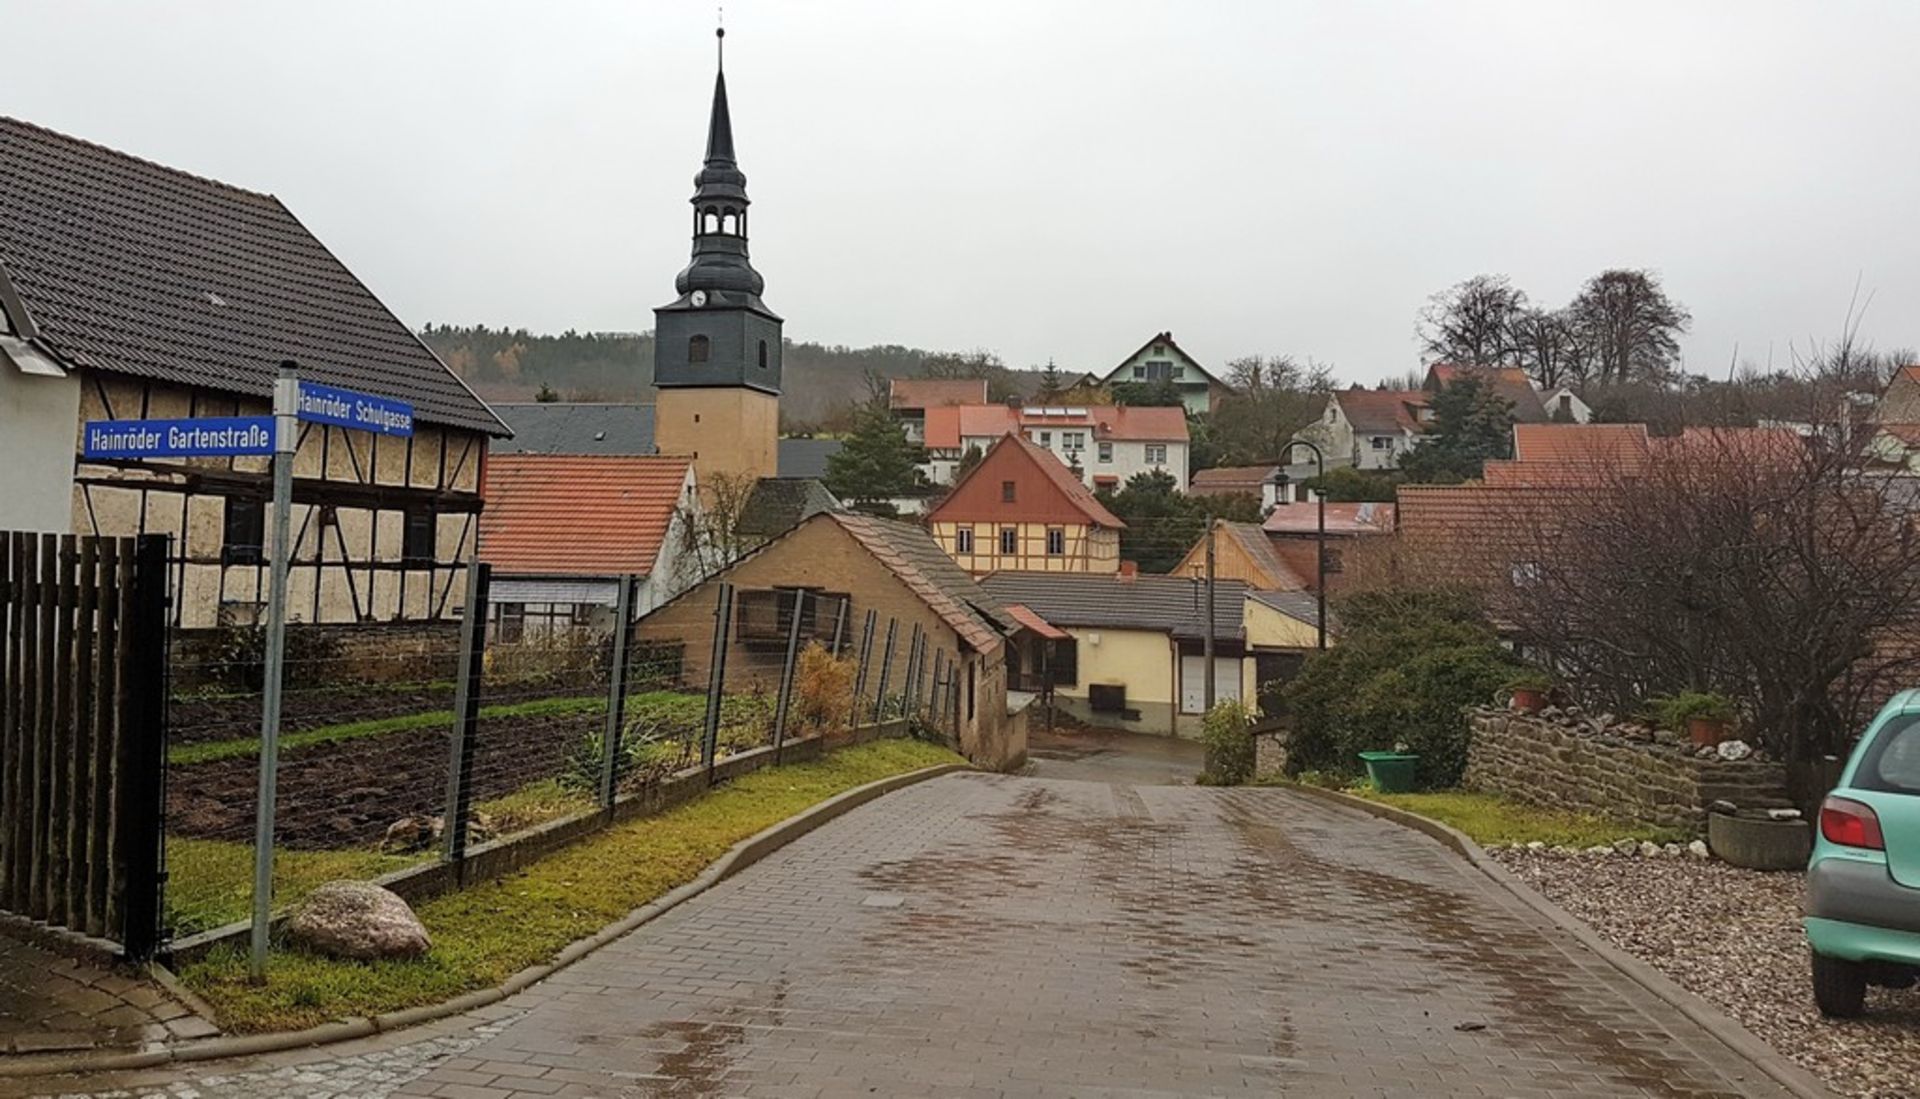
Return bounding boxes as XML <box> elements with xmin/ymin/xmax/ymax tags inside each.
<box><xmin>0</xmin><ymin>116</ymin><xmax>506</xmax><ymax>435</ymax></box>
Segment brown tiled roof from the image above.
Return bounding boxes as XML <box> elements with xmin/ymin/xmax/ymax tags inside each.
<box><xmin>1003</xmin><ymin>602</ymin><xmax>1070</xmax><ymax>640</ymax></box>
<box><xmin>479</xmin><ymin>455</ymin><xmax>691</xmax><ymax>576</ymax></box>
<box><xmin>0</xmin><ymin>116</ymin><xmax>505</xmax><ymax>434</ymax></box>
<box><xmin>1263</xmin><ymin>502</ymin><xmax>1396</xmax><ymax>536</ymax></box>
<box><xmin>889</xmin><ymin>378</ymin><xmax>988</xmax><ymax>411</ymax></box>
<box><xmin>1190</xmin><ymin>464</ymin><xmax>1280</xmax><ymax>495</ymax></box>
<box><xmin>1215</xmin><ymin>520</ymin><xmax>1309</xmax><ymax>591</ymax></box>
<box><xmin>829</xmin><ymin>512</ymin><xmax>1016</xmax><ymax>653</ymax></box>
<box><xmin>1511</xmin><ymin>423</ymin><xmax>1650</xmax><ymax>465</ymax></box>
<box><xmin>1336</xmin><ymin>389</ymin><xmax>1426</xmax><ymax>434</ymax></box>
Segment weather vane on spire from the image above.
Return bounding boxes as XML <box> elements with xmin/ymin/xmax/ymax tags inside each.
<box><xmin>716</xmin><ymin>5</ymin><xmax>725</xmax><ymax>70</ymax></box>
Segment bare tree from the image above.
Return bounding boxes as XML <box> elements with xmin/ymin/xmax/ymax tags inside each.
<box><xmin>672</xmin><ymin>471</ymin><xmax>764</xmax><ymax>585</ymax></box>
<box><xmin>1568</xmin><ymin>269</ymin><xmax>1691</xmax><ymax>385</ymax></box>
<box><xmin>1212</xmin><ymin>355</ymin><xmax>1334</xmax><ymax>464</ymax></box>
<box><xmin>1417</xmin><ymin>274</ymin><xmax>1528</xmax><ymax>367</ymax></box>
<box><xmin>1510</xmin><ymin>307</ymin><xmax>1586</xmax><ymax>390</ymax></box>
<box><xmin>1495</xmin><ymin>428</ymin><xmax>1920</xmax><ymax>761</ymax></box>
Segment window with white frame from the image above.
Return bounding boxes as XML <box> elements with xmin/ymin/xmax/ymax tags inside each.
<box><xmin>1063</xmin><ymin>431</ymin><xmax>1085</xmax><ymax>451</ymax></box>
<box><xmin>1046</xmin><ymin>527</ymin><xmax>1065</xmax><ymax>555</ymax></box>
<box><xmin>999</xmin><ymin>527</ymin><xmax>1018</xmax><ymax>554</ymax></box>
<box><xmin>1097</xmin><ymin>441</ymin><xmax>1113</xmax><ymax>463</ymax></box>
<box><xmin>1145</xmin><ymin>443</ymin><xmax>1167</xmax><ymax>464</ymax></box>
<box><xmin>955</xmin><ymin>526</ymin><xmax>974</xmax><ymax>554</ymax></box>
<box><xmin>1371</xmin><ymin>436</ymin><xmax>1393</xmax><ymax>450</ymax></box>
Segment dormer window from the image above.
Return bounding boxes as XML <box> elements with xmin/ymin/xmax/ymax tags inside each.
<box><xmin>689</xmin><ymin>334</ymin><xmax>710</xmax><ymax>363</ymax></box>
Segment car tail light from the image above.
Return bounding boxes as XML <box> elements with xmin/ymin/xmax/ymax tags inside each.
<box><xmin>1820</xmin><ymin>796</ymin><xmax>1885</xmax><ymax>850</ymax></box>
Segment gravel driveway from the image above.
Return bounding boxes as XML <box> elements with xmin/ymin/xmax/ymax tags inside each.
<box><xmin>1493</xmin><ymin>850</ymin><xmax>1920</xmax><ymax>1099</ymax></box>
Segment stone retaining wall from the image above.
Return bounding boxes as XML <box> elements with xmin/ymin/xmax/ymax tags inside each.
<box><xmin>1463</xmin><ymin>708</ymin><xmax>1791</xmax><ymax>834</ymax></box>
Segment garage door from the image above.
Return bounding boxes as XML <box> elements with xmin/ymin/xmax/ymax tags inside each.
<box><xmin>1179</xmin><ymin>654</ymin><xmax>1242</xmax><ymax>714</ymax></box>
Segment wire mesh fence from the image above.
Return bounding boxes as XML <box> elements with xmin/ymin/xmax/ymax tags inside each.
<box><xmin>160</xmin><ymin>569</ymin><xmax>953</xmax><ymax>944</ymax></box>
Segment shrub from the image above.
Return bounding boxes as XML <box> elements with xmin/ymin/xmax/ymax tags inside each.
<box><xmin>792</xmin><ymin>643</ymin><xmax>856</xmax><ymax>733</ymax></box>
<box><xmin>485</xmin><ymin>628</ymin><xmax>607</xmax><ymax>689</ymax></box>
<box><xmin>1650</xmin><ymin>691</ymin><xmax>1736</xmax><ymax>729</ymax></box>
<box><xmin>1282</xmin><ymin>589</ymin><xmax>1519</xmax><ymax>788</ymax></box>
<box><xmin>1200</xmin><ymin>700</ymin><xmax>1256</xmax><ymax>785</ymax></box>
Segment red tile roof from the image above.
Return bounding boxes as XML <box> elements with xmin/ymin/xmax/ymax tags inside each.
<box><xmin>928</xmin><ymin>433</ymin><xmax>1126</xmax><ymax>529</ymax></box>
<box><xmin>1262</xmin><ymin>502</ymin><xmax>1396</xmax><ymax>536</ymax></box>
<box><xmin>889</xmin><ymin>377</ymin><xmax>988</xmax><ymax>411</ymax></box>
<box><xmin>1003</xmin><ymin>602</ymin><xmax>1070</xmax><ymax>641</ymax></box>
<box><xmin>480</xmin><ymin>455</ymin><xmax>692</xmax><ymax>576</ymax></box>
<box><xmin>1335</xmin><ymin>389</ymin><xmax>1427</xmax><ymax>434</ymax></box>
<box><xmin>1511</xmin><ymin>423</ymin><xmax>1650</xmax><ymax>465</ymax></box>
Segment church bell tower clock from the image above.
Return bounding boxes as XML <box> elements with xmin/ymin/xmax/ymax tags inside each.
<box><xmin>653</xmin><ymin>26</ymin><xmax>782</xmax><ymax>487</ymax></box>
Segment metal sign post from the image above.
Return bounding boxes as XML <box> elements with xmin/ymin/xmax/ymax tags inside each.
<box><xmin>249</xmin><ymin>367</ymin><xmax>299</xmax><ymax>982</ymax></box>
<box><xmin>80</xmin><ymin>365</ymin><xmax>412</xmax><ymax>982</ymax></box>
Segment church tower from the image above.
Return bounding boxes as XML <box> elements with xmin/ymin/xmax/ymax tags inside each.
<box><xmin>653</xmin><ymin>27</ymin><xmax>782</xmax><ymax>487</ymax></box>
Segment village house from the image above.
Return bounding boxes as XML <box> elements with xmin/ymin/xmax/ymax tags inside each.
<box><xmin>982</xmin><ymin>570</ymin><xmax>1317</xmax><ymax>736</ymax></box>
<box><xmin>1314</xmin><ymin>388</ymin><xmax>1428</xmax><ymax>470</ymax></box>
<box><xmin>1170</xmin><ymin>519</ymin><xmax>1310</xmax><ymax>592</ymax></box>
<box><xmin>476</xmin><ymin>454</ymin><xmax>698</xmax><ymax>636</ymax></box>
<box><xmin>1092</xmin><ymin>331</ymin><xmax>1235</xmax><ymax>415</ymax></box>
<box><xmin>0</xmin><ymin>116</ymin><xmax>508</xmax><ymax>627</ymax></box>
<box><xmin>889</xmin><ymin>377</ymin><xmax>989</xmax><ymax>448</ymax></box>
<box><xmin>1188</xmin><ymin>464</ymin><xmax>1296</xmax><ymax>509</ymax></box>
<box><xmin>922</xmin><ymin>402</ymin><xmax>1190</xmax><ymax>491</ymax></box>
<box><xmin>631</xmin><ymin>510</ymin><xmax>1026</xmax><ymax>770</ymax></box>
<box><xmin>927</xmin><ymin>433</ymin><xmax>1125</xmax><ymax>575</ymax></box>
<box><xmin>1422</xmin><ymin>364</ymin><xmax>1550</xmax><ymax>422</ymax></box>
<box><xmin>1260</xmin><ymin>501</ymin><xmax>1396</xmax><ymax>592</ymax></box>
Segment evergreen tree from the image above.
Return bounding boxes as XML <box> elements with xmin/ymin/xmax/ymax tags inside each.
<box><xmin>1399</xmin><ymin>376</ymin><xmax>1515</xmax><ymax>483</ymax></box>
<box><xmin>824</xmin><ymin>397</ymin><xmax>928</xmax><ymax>514</ymax></box>
<box><xmin>1036</xmin><ymin>358</ymin><xmax>1066</xmax><ymax>402</ymax></box>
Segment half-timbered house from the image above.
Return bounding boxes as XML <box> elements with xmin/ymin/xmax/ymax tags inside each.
<box><xmin>0</xmin><ymin>116</ymin><xmax>508</xmax><ymax>627</ymax></box>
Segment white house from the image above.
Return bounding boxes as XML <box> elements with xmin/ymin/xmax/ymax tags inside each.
<box><xmin>922</xmin><ymin>403</ymin><xmax>1191</xmax><ymax>492</ymax></box>
<box><xmin>1310</xmin><ymin>388</ymin><xmax>1428</xmax><ymax>470</ymax></box>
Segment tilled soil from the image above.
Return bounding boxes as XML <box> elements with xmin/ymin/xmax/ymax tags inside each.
<box><xmin>169</xmin><ymin>685</ymin><xmax>457</xmax><ymax>745</ymax></box>
<box><xmin>1493</xmin><ymin>849</ymin><xmax>1920</xmax><ymax>1099</ymax></box>
<box><xmin>167</xmin><ymin>708</ymin><xmax>604</xmax><ymax>848</ymax></box>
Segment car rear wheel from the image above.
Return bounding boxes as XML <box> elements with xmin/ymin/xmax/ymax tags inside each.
<box><xmin>1813</xmin><ymin>952</ymin><xmax>1868</xmax><ymax>1018</ymax></box>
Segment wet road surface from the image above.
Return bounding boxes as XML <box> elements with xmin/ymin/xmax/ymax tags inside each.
<box><xmin>23</xmin><ymin>772</ymin><xmax>1794</xmax><ymax>1098</ymax></box>
<box><xmin>1024</xmin><ymin>724</ymin><xmax>1203</xmax><ymax>786</ymax></box>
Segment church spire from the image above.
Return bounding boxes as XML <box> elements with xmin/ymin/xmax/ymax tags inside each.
<box><xmin>673</xmin><ymin>23</ymin><xmax>765</xmax><ymax>302</ymax></box>
<box><xmin>704</xmin><ymin>27</ymin><xmax>735</xmax><ymax>166</ymax></box>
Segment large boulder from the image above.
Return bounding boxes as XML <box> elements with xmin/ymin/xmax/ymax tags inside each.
<box><xmin>287</xmin><ymin>881</ymin><xmax>431</xmax><ymax>961</ymax></box>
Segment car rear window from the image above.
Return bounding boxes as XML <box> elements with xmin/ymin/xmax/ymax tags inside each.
<box><xmin>1858</xmin><ymin>713</ymin><xmax>1920</xmax><ymax>795</ymax></box>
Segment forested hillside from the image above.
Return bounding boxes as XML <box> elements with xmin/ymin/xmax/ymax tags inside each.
<box><xmin>418</xmin><ymin>323</ymin><xmax>1038</xmax><ymax>429</ymax></box>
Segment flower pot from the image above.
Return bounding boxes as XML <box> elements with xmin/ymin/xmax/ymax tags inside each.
<box><xmin>1688</xmin><ymin>716</ymin><xmax>1729</xmax><ymax>747</ymax></box>
<box><xmin>1358</xmin><ymin>751</ymin><xmax>1420</xmax><ymax>794</ymax></box>
<box><xmin>1509</xmin><ymin>688</ymin><xmax>1546</xmax><ymax>714</ymax></box>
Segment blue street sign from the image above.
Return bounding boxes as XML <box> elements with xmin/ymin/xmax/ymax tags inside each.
<box><xmin>296</xmin><ymin>381</ymin><xmax>414</xmax><ymax>437</ymax></box>
<box><xmin>83</xmin><ymin>417</ymin><xmax>275</xmax><ymax>460</ymax></box>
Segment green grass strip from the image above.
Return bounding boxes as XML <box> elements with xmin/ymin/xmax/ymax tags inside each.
<box><xmin>179</xmin><ymin>738</ymin><xmax>962</xmax><ymax>1032</ymax></box>
<box><xmin>168</xmin><ymin>695</ymin><xmax>610</xmax><ymax>766</ymax></box>
<box><xmin>1339</xmin><ymin>788</ymin><xmax>1691</xmax><ymax>848</ymax></box>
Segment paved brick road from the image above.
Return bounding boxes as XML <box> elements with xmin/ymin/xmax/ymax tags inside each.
<box><xmin>25</xmin><ymin>773</ymin><xmax>1796</xmax><ymax>1098</ymax></box>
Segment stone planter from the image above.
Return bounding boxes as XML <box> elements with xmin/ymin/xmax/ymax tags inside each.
<box><xmin>1707</xmin><ymin>812</ymin><xmax>1811</xmax><ymax>871</ymax></box>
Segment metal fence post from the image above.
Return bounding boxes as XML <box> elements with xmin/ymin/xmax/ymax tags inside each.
<box><xmin>930</xmin><ymin>650</ymin><xmax>947</xmax><ymax>732</ymax></box>
<box><xmin>851</xmin><ymin>609</ymin><xmax>876</xmax><ymax>724</ymax></box>
<box><xmin>703</xmin><ymin>583</ymin><xmax>734</xmax><ymax>780</ymax></box>
<box><xmin>904</xmin><ymin>626</ymin><xmax>923</xmax><ymax>722</ymax></box>
<box><xmin>828</xmin><ymin>596</ymin><xmax>849</xmax><ymax>658</ymax></box>
<box><xmin>771</xmin><ymin>589</ymin><xmax>806</xmax><ymax>764</ymax></box>
<box><xmin>872</xmin><ymin>618</ymin><xmax>898</xmax><ymax>723</ymax></box>
<box><xmin>442</xmin><ymin>562</ymin><xmax>490</xmax><ymax>870</ymax></box>
<box><xmin>598</xmin><ymin>575</ymin><xmax>638</xmax><ymax>811</ymax></box>
<box><xmin>116</xmin><ymin>535</ymin><xmax>168</xmax><ymax>964</ymax></box>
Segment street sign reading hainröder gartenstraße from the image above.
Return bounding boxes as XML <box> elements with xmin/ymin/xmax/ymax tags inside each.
<box><xmin>83</xmin><ymin>416</ymin><xmax>275</xmax><ymax>460</ymax></box>
<box><xmin>296</xmin><ymin>381</ymin><xmax>413</xmax><ymax>437</ymax></box>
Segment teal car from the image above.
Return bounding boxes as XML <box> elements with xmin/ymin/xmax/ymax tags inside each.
<box><xmin>1805</xmin><ymin>692</ymin><xmax>1920</xmax><ymax>1016</ymax></box>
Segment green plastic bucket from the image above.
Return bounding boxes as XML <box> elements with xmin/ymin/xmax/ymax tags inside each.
<box><xmin>1358</xmin><ymin>751</ymin><xmax>1419</xmax><ymax>793</ymax></box>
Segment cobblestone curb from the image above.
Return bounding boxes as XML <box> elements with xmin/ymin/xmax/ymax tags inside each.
<box><xmin>1286</xmin><ymin>783</ymin><xmax>1837</xmax><ymax>1099</ymax></box>
<box><xmin>0</xmin><ymin>762</ymin><xmax>971</xmax><ymax>1080</ymax></box>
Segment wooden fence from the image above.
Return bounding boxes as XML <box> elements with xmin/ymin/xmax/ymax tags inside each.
<box><xmin>0</xmin><ymin>533</ymin><xmax>168</xmax><ymax>960</ymax></box>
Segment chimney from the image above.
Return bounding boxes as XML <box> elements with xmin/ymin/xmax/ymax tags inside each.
<box><xmin>1118</xmin><ymin>560</ymin><xmax>1138</xmax><ymax>581</ymax></box>
<box><xmin>1004</xmin><ymin>393</ymin><xmax>1023</xmax><ymax>410</ymax></box>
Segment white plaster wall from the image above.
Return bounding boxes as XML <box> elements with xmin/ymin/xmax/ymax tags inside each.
<box><xmin>0</xmin><ymin>365</ymin><xmax>80</xmax><ymax>533</ymax></box>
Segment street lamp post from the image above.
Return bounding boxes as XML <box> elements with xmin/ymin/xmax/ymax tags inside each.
<box><xmin>1272</xmin><ymin>443</ymin><xmax>1328</xmax><ymax>651</ymax></box>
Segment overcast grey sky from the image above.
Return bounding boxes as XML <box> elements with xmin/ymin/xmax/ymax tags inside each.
<box><xmin>5</xmin><ymin>1</ymin><xmax>1918</xmax><ymax>383</ymax></box>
